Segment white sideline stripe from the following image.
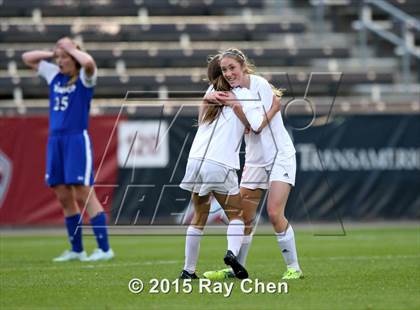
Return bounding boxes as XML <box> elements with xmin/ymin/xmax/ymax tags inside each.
<box><xmin>253</xmin><ymin>254</ymin><xmax>420</xmax><ymax>265</ymax></box>
<box><xmin>0</xmin><ymin>260</ymin><xmax>181</xmax><ymax>272</ymax></box>
<box><xmin>296</xmin><ymin>254</ymin><xmax>419</xmax><ymax>262</ymax></box>
<box><xmin>81</xmin><ymin>260</ymin><xmax>180</xmax><ymax>269</ymax></box>
<box><xmin>319</xmin><ymin>254</ymin><xmax>420</xmax><ymax>261</ymax></box>
<box><xmin>83</xmin><ymin>130</ymin><xmax>92</xmax><ymax>186</ymax></box>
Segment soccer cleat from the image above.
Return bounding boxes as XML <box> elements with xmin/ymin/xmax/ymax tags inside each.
<box><xmin>179</xmin><ymin>270</ymin><xmax>199</xmax><ymax>279</ymax></box>
<box><xmin>53</xmin><ymin>250</ymin><xmax>88</xmax><ymax>262</ymax></box>
<box><xmin>203</xmin><ymin>268</ymin><xmax>235</xmax><ymax>281</ymax></box>
<box><xmin>281</xmin><ymin>268</ymin><xmax>304</xmax><ymax>280</ymax></box>
<box><xmin>223</xmin><ymin>250</ymin><xmax>248</xmax><ymax>279</ymax></box>
<box><xmin>86</xmin><ymin>248</ymin><xmax>115</xmax><ymax>261</ymax></box>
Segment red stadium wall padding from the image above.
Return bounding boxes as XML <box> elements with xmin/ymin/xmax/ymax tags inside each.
<box><xmin>0</xmin><ymin>115</ymin><xmax>120</xmax><ymax>225</ymax></box>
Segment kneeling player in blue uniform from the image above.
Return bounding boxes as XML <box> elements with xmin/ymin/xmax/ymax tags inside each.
<box><xmin>22</xmin><ymin>37</ymin><xmax>114</xmax><ymax>262</ymax></box>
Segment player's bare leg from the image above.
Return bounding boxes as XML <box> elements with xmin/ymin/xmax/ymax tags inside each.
<box><xmin>237</xmin><ymin>187</ymin><xmax>262</xmax><ymax>266</ymax></box>
<box><xmin>53</xmin><ymin>185</ymin><xmax>79</xmax><ymax>216</ymax></box>
<box><xmin>74</xmin><ymin>185</ymin><xmax>102</xmax><ymax>217</ymax></box>
<box><xmin>240</xmin><ymin>187</ymin><xmax>263</xmax><ymax>235</ymax></box>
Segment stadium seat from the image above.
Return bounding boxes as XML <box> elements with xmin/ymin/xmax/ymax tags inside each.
<box><xmin>0</xmin><ymin>0</ymin><xmax>265</xmax><ymax>17</ymax></box>
<box><xmin>0</xmin><ymin>70</ymin><xmax>394</xmax><ymax>100</ymax></box>
<box><xmin>0</xmin><ymin>18</ymin><xmax>307</xmax><ymax>43</ymax></box>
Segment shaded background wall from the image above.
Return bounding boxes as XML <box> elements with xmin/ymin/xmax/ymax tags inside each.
<box><xmin>1</xmin><ymin>112</ymin><xmax>418</xmax><ymax>225</ymax></box>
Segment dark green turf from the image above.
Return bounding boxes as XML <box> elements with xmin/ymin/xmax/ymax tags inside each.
<box><xmin>1</xmin><ymin>226</ymin><xmax>419</xmax><ymax>310</ymax></box>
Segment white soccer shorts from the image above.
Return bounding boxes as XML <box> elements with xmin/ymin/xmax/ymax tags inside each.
<box><xmin>240</xmin><ymin>154</ymin><xmax>296</xmax><ymax>189</ymax></box>
<box><xmin>180</xmin><ymin>159</ymin><xmax>240</xmax><ymax>196</ymax></box>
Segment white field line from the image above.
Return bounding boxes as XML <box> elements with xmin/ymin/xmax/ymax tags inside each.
<box><xmin>289</xmin><ymin>254</ymin><xmax>420</xmax><ymax>261</ymax></box>
<box><xmin>2</xmin><ymin>255</ymin><xmax>420</xmax><ymax>272</ymax></box>
<box><xmin>253</xmin><ymin>254</ymin><xmax>420</xmax><ymax>264</ymax></box>
<box><xmin>0</xmin><ymin>260</ymin><xmax>181</xmax><ymax>272</ymax></box>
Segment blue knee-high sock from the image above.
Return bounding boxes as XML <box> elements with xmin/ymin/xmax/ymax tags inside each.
<box><xmin>65</xmin><ymin>214</ymin><xmax>83</xmax><ymax>253</ymax></box>
<box><xmin>90</xmin><ymin>212</ymin><xmax>110</xmax><ymax>252</ymax></box>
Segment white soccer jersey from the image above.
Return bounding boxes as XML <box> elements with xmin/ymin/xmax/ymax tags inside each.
<box><xmin>188</xmin><ymin>87</ymin><xmax>263</xmax><ymax>169</ymax></box>
<box><xmin>244</xmin><ymin>74</ymin><xmax>296</xmax><ymax>167</ymax></box>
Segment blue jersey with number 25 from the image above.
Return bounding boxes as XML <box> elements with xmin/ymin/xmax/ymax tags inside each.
<box><xmin>38</xmin><ymin>60</ymin><xmax>96</xmax><ymax>135</ymax></box>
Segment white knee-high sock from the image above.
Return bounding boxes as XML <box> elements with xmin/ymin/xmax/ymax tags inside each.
<box><xmin>183</xmin><ymin>226</ymin><xmax>203</xmax><ymax>273</ymax></box>
<box><xmin>227</xmin><ymin>219</ymin><xmax>244</xmax><ymax>256</ymax></box>
<box><xmin>275</xmin><ymin>224</ymin><xmax>301</xmax><ymax>271</ymax></box>
<box><xmin>237</xmin><ymin>235</ymin><xmax>253</xmax><ymax>267</ymax></box>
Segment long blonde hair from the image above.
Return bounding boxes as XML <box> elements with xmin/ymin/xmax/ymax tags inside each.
<box><xmin>271</xmin><ymin>84</ymin><xmax>284</xmax><ymax>98</ymax></box>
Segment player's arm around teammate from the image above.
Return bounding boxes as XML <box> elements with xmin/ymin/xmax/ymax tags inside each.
<box><xmin>203</xmin><ymin>48</ymin><xmax>303</xmax><ymax>281</ymax></box>
<box><xmin>22</xmin><ymin>37</ymin><xmax>114</xmax><ymax>262</ymax></box>
<box><xmin>179</xmin><ymin>56</ymin><xmax>267</xmax><ymax>280</ymax></box>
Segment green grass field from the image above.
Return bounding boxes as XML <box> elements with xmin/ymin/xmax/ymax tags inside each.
<box><xmin>1</xmin><ymin>225</ymin><xmax>419</xmax><ymax>310</ymax></box>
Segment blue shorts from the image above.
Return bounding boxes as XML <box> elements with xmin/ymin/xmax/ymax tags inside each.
<box><xmin>46</xmin><ymin>130</ymin><xmax>94</xmax><ymax>187</ymax></box>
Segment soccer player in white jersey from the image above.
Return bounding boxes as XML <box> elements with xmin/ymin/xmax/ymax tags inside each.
<box><xmin>22</xmin><ymin>37</ymin><xmax>114</xmax><ymax>262</ymax></box>
<box><xmin>178</xmin><ymin>55</ymin><xmax>273</xmax><ymax>279</ymax></box>
<box><xmin>204</xmin><ymin>48</ymin><xmax>303</xmax><ymax>280</ymax></box>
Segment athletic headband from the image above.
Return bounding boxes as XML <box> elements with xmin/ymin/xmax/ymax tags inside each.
<box><xmin>221</xmin><ymin>50</ymin><xmax>246</xmax><ymax>61</ymax></box>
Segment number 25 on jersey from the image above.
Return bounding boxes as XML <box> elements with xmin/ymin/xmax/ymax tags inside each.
<box><xmin>54</xmin><ymin>96</ymin><xmax>69</xmax><ymax>111</ymax></box>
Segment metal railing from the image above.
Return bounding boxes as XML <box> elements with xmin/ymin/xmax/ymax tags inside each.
<box><xmin>355</xmin><ymin>0</ymin><xmax>420</xmax><ymax>84</ymax></box>
<box><xmin>310</xmin><ymin>0</ymin><xmax>419</xmax><ymax>84</ymax></box>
